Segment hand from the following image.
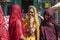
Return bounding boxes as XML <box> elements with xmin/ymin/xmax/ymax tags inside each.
<box><xmin>20</xmin><ymin>35</ymin><xmax>25</xmax><ymax>40</ymax></box>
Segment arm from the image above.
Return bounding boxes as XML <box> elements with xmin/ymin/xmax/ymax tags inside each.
<box><xmin>38</xmin><ymin>14</ymin><xmax>44</xmax><ymax>20</ymax></box>
<box><xmin>51</xmin><ymin>2</ymin><xmax>60</xmax><ymax>12</ymax></box>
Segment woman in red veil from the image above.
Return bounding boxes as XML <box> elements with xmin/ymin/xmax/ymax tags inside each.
<box><xmin>9</xmin><ymin>4</ymin><xmax>25</xmax><ymax>40</ymax></box>
<box><xmin>0</xmin><ymin>6</ymin><xmax>10</xmax><ymax>40</ymax></box>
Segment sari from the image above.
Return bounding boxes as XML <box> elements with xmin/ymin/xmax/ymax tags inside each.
<box><xmin>0</xmin><ymin>6</ymin><xmax>10</xmax><ymax>40</ymax></box>
<box><xmin>9</xmin><ymin>4</ymin><xmax>25</xmax><ymax>40</ymax></box>
<box><xmin>40</xmin><ymin>8</ymin><xmax>59</xmax><ymax>40</ymax></box>
<box><xmin>24</xmin><ymin>6</ymin><xmax>40</xmax><ymax>40</ymax></box>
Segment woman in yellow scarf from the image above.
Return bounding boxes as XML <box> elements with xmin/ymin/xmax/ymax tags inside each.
<box><xmin>24</xmin><ymin>6</ymin><xmax>40</xmax><ymax>40</ymax></box>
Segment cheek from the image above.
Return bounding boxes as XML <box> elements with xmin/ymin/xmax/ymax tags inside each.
<box><xmin>32</xmin><ymin>13</ymin><xmax>34</xmax><ymax>15</ymax></box>
<box><xmin>45</xmin><ymin>15</ymin><xmax>49</xmax><ymax>19</ymax></box>
<box><xmin>45</xmin><ymin>15</ymin><xmax>47</xmax><ymax>18</ymax></box>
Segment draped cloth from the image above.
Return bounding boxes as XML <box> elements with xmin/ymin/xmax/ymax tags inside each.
<box><xmin>29</xmin><ymin>6</ymin><xmax>40</xmax><ymax>40</ymax></box>
<box><xmin>24</xmin><ymin>6</ymin><xmax>40</xmax><ymax>40</ymax></box>
<box><xmin>40</xmin><ymin>8</ymin><xmax>59</xmax><ymax>40</ymax></box>
<box><xmin>9</xmin><ymin>4</ymin><xmax>25</xmax><ymax>40</ymax></box>
<box><xmin>0</xmin><ymin>6</ymin><xmax>10</xmax><ymax>40</ymax></box>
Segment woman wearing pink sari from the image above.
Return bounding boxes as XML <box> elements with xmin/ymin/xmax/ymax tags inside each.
<box><xmin>0</xmin><ymin>6</ymin><xmax>10</xmax><ymax>40</ymax></box>
<box><xmin>9</xmin><ymin>4</ymin><xmax>25</xmax><ymax>40</ymax></box>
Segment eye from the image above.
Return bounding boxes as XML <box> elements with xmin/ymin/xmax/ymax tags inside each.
<box><xmin>29</xmin><ymin>11</ymin><xmax>34</xmax><ymax>13</ymax></box>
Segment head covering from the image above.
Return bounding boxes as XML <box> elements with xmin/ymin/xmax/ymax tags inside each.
<box><xmin>9</xmin><ymin>4</ymin><xmax>25</xmax><ymax>40</ymax></box>
<box><xmin>29</xmin><ymin>6</ymin><xmax>40</xmax><ymax>26</ymax></box>
<box><xmin>43</xmin><ymin>8</ymin><xmax>53</xmax><ymax>21</ymax></box>
<box><xmin>44</xmin><ymin>8</ymin><xmax>59</xmax><ymax>26</ymax></box>
<box><xmin>9</xmin><ymin>4</ymin><xmax>22</xmax><ymax>21</ymax></box>
<box><xmin>28</xmin><ymin>6</ymin><xmax>40</xmax><ymax>40</ymax></box>
<box><xmin>0</xmin><ymin>6</ymin><xmax>10</xmax><ymax>40</ymax></box>
<box><xmin>45</xmin><ymin>8</ymin><xmax>54</xmax><ymax>16</ymax></box>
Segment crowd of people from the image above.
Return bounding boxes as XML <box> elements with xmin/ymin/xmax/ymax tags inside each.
<box><xmin>0</xmin><ymin>4</ymin><xmax>60</xmax><ymax>40</ymax></box>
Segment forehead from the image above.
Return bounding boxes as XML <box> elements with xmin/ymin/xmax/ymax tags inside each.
<box><xmin>29</xmin><ymin>8</ymin><xmax>34</xmax><ymax>12</ymax></box>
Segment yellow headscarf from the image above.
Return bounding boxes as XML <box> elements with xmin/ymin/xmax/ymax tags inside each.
<box><xmin>29</xmin><ymin>6</ymin><xmax>40</xmax><ymax>40</ymax></box>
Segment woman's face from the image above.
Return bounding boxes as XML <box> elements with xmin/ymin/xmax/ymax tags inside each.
<box><xmin>44</xmin><ymin>14</ymin><xmax>51</xmax><ymax>20</ymax></box>
<box><xmin>28</xmin><ymin>8</ymin><xmax>34</xmax><ymax>16</ymax></box>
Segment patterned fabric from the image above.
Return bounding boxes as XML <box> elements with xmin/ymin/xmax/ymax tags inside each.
<box><xmin>24</xmin><ymin>6</ymin><xmax>40</xmax><ymax>40</ymax></box>
<box><xmin>29</xmin><ymin>6</ymin><xmax>40</xmax><ymax>40</ymax></box>
<box><xmin>0</xmin><ymin>6</ymin><xmax>10</xmax><ymax>40</ymax></box>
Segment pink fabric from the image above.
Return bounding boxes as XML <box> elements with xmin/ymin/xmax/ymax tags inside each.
<box><xmin>9</xmin><ymin>4</ymin><xmax>25</xmax><ymax>40</ymax></box>
<box><xmin>45</xmin><ymin>8</ymin><xmax>59</xmax><ymax>26</ymax></box>
<box><xmin>0</xmin><ymin>6</ymin><xmax>10</xmax><ymax>40</ymax></box>
<box><xmin>45</xmin><ymin>8</ymin><xmax>53</xmax><ymax>16</ymax></box>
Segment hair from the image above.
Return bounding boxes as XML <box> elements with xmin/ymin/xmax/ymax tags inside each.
<box><xmin>28</xmin><ymin>6</ymin><xmax>34</xmax><ymax>13</ymax></box>
<box><xmin>28</xmin><ymin>5</ymin><xmax>40</xmax><ymax>26</ymax></box>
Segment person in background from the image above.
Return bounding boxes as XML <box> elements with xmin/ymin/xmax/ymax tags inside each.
<box><xmin>24</xmin><ymin>6</ymin><xmax>40</xmax><ymax>40</ymax></box>
<box><xmin>9</xmin><ymin>4</ymin><xmax>25</xmax><ymax>40</ymax></box>
<box><xmin>0</xmin><ymin>5</ymin><xmax>10</xmax><ymax>40</ymax></box>
<box><xmin>40</xmin><ymin>8</ymin><xmax>60</xmax><ymax>40</ymax></box>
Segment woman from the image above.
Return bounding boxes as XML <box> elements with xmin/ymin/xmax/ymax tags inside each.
<box><xmin>9</xmin><ymin>4</ymin><xmax>25</xmax><ymax>40</ymax></box>
<box><xmin>24</xmin><ymin>6</ymin><xmax>40</xmax><ymax>40</ymax></box>
<box><xmin>0</xmin><ymin>6</ymin><xmax>10</xmax><ymax>40</ymax></box>
<box><xmin>40</xmin><ymin>8</ymin><xmax>60</xmax><ymax>40</ymax></box>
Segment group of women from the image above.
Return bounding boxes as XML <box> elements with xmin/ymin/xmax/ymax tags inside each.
<box><xmin>0</xmin><ymin>4</ymin><xmax>60</xmax><ymax>40</ymax></box>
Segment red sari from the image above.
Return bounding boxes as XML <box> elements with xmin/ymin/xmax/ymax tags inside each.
<box><xmin>9</xmin><ymin>4</ymin><xmax>25</xmax><ymax>40</ymax></box>
<box><xmin>0</xmin><ymin>6</ymin><xmax>10</xmax><ymax>40</ymax></box>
